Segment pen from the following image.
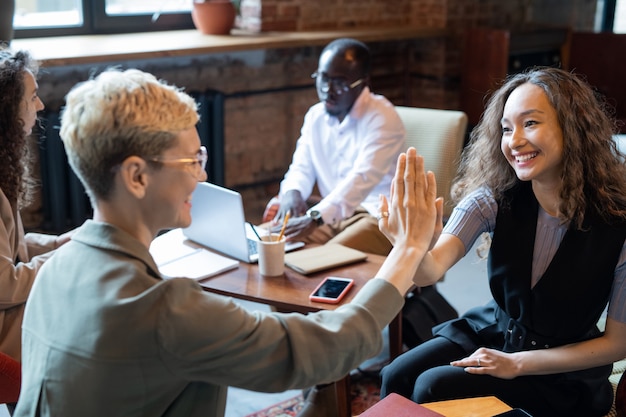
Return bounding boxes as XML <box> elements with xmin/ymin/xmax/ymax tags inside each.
<box><xmin>247</xmin><ymin>222</ymin><xmax>263</xmax><ymax>241</ymax></box>
<box><xmin>277</xmin><ymin>212</ymin><xmax>290</xmax><ymax>242</ymax></box>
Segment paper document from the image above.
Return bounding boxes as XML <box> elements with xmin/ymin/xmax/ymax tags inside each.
<box><xmin>150</xmin><ymin>228</ymin><xmax>239</xmax><ymax>280</ymax></box>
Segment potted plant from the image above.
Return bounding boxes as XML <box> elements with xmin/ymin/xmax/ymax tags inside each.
<box><xmin>192</xmin><ymin>0</ymin><xmax>239</xmax><ymax>35</ymax></box>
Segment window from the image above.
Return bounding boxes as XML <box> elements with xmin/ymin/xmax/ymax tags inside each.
<box><xmin>597</xmin><ymin>0</ymin><xmax>626</xmax><ymax>32</ymax></box>
<box><xmin>615</xmin><ymin>0</ymin><xmax>626</xmax><ymax>32</ymax></box>
<box><xmin>106</xmin><ymin>0</ymin><xmax>190</xmax><ymax>15</ymax></box>
<box><xmin>13</xmin><ymin>0</ymin><xmax>193</xmax><ymax>38</ymax></box>
<box><xmin>14</xmin><ymin>0</ymin><xmax>82</xmax><ymax>29</ymax></box>
<box><xmin>12</xmin><ymin>0</ymin><xmax>622</xmax><ymax>38</ymax></box>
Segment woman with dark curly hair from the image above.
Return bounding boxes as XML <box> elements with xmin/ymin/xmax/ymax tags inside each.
<box><xmin>380</xmin><ymin>67</ymin><xmax>626</xmax><ymax>416</ymax></box>
<box><xmin>0</xmin><ymin>47</ymin><xmax>73</xmax><ymax>362</ymax></box>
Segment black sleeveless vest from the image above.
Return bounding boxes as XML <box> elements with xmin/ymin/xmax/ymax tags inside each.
<box><xmin>433</xmin><ymin>182</ymin><xmax>626</xmax><ymax>415</ymax></box>
<box><xmin>490</xmin><ymin>181</ymin><xmax>626</xmax><ymax>350</ymax></box>
<box><xmin>436</xmin><ymin>182</ymin><xmax>626</xmax><ymax>349</ymax></box>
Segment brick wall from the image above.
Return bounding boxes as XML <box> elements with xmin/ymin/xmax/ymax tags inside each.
<box><xmin>26</xmin><ymin>0</ymin><xmax>597</xmax><ymax>230</ymax></box>
<box><xmin>231</xmin><ymin>0</ymin><xmax>597</xmax><ymax>222</ymax></box>
<box><xmin>31</xmin><ymin>38</ymin><xmax>436</xmax><ymax>228</ymax></box>
<box><xmin>220</xmin><ymin>40</ymin><xmax>428</xmax><ymax>219</ymax></box>
<box><xmin>240</xmin><ymin>0</ymin><xmax>419</xmax><ymax>32</ymax></box>
<box><xmin>240</xmin><ymin>0</ymin><xmax>596</xmax><ymax>33</ymax></box>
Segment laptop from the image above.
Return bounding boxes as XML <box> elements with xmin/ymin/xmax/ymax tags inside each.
<box><xmin>183</xmin><ymin>182</ymin><xmax>304</xmax><ymax>263</ymax></box>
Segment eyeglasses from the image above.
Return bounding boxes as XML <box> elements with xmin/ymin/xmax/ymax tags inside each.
<box><xmin>147</xmin><ymin>146</ymin><xmax>208</xmax><ymax>180</ymax></box>
<box><xmin>311</xmin><ymin>72</ymin><xmax>365</xmax><ymax>95</ymax></box>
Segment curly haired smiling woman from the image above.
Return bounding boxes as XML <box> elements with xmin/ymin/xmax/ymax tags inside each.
<box><xmin>380</xmin><ymin>67</ymin><xmax>626</xmax><ymax>417</ymax></box>
<box><xmin>0</xmin><ymin>47</ymin><xmax>73</xmax><ymax>364</ymax></box>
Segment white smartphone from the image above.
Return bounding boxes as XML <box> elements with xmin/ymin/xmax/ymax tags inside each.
<box><xmin>309</xmin><ymin>277</ymin><xmax>354</xmax><ymax>304</ymax></box>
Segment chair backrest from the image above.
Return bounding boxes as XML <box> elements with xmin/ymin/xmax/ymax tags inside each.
<box><xmin>0</xmin><ymin>351</ymin><xmax>20</xmax><ymax>404</ymax></box>
<box><xmin>395</xmin><ymin>106</ymin><xmax>468</xmax><ymax>219</ymax></box>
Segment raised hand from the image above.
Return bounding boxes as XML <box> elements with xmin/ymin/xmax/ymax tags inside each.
<box><xmin>374</xmin><ymin>147</ymin><xmax>438</xmax><ymax>295</ymax></box>
<box><xmin>378</xmin><ymin>147</ymin><xmax>437</xmax><ymax>254</ymax></box>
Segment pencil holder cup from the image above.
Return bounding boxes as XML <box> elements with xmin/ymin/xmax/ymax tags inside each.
<box><xmin>257</xmin><ymin>233</ymin><xmax>285</xmax><ymax>276</ymax></box>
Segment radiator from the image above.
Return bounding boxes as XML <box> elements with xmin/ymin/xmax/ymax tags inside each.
<box><xmin>37</xmin><ymin>89</ymin><xmax>225</xmax><ymax>234</ymax></box>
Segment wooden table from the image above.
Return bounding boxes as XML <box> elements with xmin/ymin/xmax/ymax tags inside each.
<box><xmin>197</xmin><ymin>250</ymin><xmax>400</xmax><ymax>417</ymax></box>
<box><xmin>197</xmin><ymin>251</ymin><xmax>385</xmax><ymax>313</ymax></box>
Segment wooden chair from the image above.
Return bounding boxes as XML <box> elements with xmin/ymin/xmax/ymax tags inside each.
<box><xmin>0</xmin><ymin>351</ymin><xmax>20</xmax><ymax>406</ymax></box>
<box><xmin>394</xmin><ymin>106</ymin><xmax>468</xmax><ymax>220</ymax></box>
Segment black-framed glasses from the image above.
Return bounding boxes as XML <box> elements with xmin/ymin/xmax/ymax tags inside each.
<box><xmin>311</xmin><ymin>72</ymin><xmax>365</xmax><ymax>95</ymax></box>
<box><xmin>147</xmin><ymin>146</ymin><xmax>208</xmax><ymax>180</ymax></box>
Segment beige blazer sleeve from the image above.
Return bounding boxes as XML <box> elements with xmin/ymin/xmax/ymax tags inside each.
<box><xmin>0</xmin><ymin>190</ymin><xmax>57</xmax><ymax>360</ymax></box>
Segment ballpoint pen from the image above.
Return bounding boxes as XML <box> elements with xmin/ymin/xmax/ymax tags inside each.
<box><xmin>247</xmin><ymin>221</ymin><xmax>263</xmax><ymax>241</ymax></box>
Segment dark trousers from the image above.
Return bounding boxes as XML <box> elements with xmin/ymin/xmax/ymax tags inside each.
<box><xmin>379</xmin><ymin>336</ymin><xmax>581</xmax><ymax>417</ymax></box>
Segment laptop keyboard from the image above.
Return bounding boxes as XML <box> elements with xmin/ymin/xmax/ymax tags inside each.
<box><xmin>247</xmin><ymin>238</ymin><xmax>258</xmax><ymax>256</ymax></box>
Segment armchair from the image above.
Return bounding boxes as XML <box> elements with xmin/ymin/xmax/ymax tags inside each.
<box><xmin>394</xmin><ymin>106</ymin><xmax>468</xmax><ymax>220</ymax></box>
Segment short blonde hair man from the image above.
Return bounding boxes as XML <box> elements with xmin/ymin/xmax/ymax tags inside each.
<box><xmin>60</xmin><ymin>69</ymin><xmax>199</xmax><ymax>201</ymax></box>
<box><xmin>16</xmin><ymin>68</ymin><xmax>438</xmax><ymax>417</ymax></box>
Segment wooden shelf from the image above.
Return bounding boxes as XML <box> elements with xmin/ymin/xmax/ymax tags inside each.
<box><xmin>12</xmin><ymin>27</ymin><xmax>447</xmax><ymax>68</ymax></box>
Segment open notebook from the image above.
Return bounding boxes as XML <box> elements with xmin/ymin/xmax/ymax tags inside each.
<box><xmin>150</xmin><ymin>228</ymin><xmax>239</xmax><ymax>280</ymax></box>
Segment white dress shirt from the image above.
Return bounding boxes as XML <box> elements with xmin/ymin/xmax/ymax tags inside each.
<box><xmin>279</xmin><ymin>87</ymin><xmax>405</xmax><ymax>225</ymax></box>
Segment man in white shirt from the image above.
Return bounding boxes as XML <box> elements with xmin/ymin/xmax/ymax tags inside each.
<box><xmin>271</xmin><ymin>38</ymin><xmax>405</xmax><ymax>256</ymax></box>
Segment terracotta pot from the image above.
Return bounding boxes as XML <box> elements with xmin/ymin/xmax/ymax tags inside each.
<box><xmin>192</xmin><ymin>1</ymin><xmax>236</xmax><ymax>35</ymax></box>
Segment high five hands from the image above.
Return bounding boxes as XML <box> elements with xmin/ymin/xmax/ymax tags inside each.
<box><xmin>378</xmin><ymin>147</ymin><xmax>443</xmax><ymax>251</ymax></box>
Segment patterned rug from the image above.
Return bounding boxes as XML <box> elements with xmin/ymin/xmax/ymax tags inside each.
<box><xmin>244</xmin><ymin>395</ymin><xmax>304</xmax><ymax>417</ymax></box>
<box><xmin>244</xmin><ymin>371</ymin><xmax>381</xmax><ymax>417</ymax></box>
